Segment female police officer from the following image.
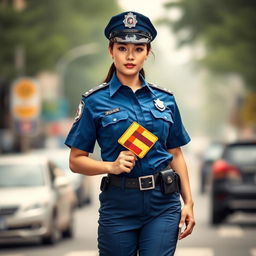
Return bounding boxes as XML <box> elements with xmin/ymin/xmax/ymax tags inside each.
<box><xmin>65</xmin><ymin>11</ymin><xmax>195</xmax><ymax>256</ymax></box>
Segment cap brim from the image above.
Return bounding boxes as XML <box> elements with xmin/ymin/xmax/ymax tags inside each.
<box><xmin>110</xmin><ymin>30</ymin><xmax>152</xmax><ymax>44</ymax></box>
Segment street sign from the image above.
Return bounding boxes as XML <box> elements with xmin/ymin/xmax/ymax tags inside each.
<box><xmin>11</xmin><ymin>77</ymin><xmax>41</xmax><ymax>120</ymax></box>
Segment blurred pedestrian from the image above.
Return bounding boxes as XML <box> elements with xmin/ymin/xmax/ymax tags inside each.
<box><xmin>65</xmin><ymin>11</ymin><xmax>195</xmax><ymax>256</ymax></box>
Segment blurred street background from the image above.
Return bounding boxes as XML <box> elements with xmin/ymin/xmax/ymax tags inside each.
<box><xmin>0</xmin><ymin>0</ymin><xmax>255</xmax><ymax>255</ymax></box>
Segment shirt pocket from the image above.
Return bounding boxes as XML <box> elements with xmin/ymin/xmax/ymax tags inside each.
<box><xmin>150</xmin><ymin>109</ymin><xmax>173</xmax><ymax>141</ymax></box>
<box><xmin>100</xmin><ymin>111</ymin><xmax>130</xmax><ymax>140</ymax></box>
<box><xmin>101</xmin><ymin>111</ymin><xmax>129</xmax><ymax>127</ymax></box>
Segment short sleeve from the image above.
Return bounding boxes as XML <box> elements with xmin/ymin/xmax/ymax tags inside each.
<box><xmin>65</xmin><ymin>98</ymin><xmax>96</xmax><ymax>153</ymax></box>
<box><xmin>166</xmin><ymin>98</ymin><xmax>191</xmax><ymax>149</ymax></box>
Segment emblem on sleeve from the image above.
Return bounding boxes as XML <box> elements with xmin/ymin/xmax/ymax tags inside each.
<box><xmin>154</xmin><ymin>99</ymin><xmax>166</xmax><ymax>112</ymax></box>
<box><xmin>123</xmin><ymin>12</ymin><xmax>137</xmax><ymax>28</ymax></box>
<box><xmin>74</xmin><ymin>101</ymin><xmax>85</xmax><ymax>122</ymax></box>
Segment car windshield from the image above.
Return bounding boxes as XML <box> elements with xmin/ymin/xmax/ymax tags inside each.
<box><xmin>0</xmin><ymin>164</ymin><xmax>45</xmax><ymax>187</ymax></box>
<box><xmin>225</xmin><ymin>144</ymin><xmax>256</xmax><ymax>165</ymax></box>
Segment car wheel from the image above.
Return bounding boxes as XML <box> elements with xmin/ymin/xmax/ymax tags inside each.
<box><xmin>41</xmin><ymin>217</ymin><xmax>61</xmax><ymax>245</ymax></box>
<box><xmin>62</xmin><ymin>214</ymin><xmax>74</xmax><ymax>239</ymax></box>
<box><xmin>77</xmin><ymin>188</ymin><xmax>85</xmax><ymax>208</ymax></box>
<box><xmin>84</xmin><ymin>195</ymin><xmax>91</xmax><ymax>205</ymax></box>
<box><xmin>211</xmin><ymin>201</ymin><xmax>228</xmax><ymax>225</ymax></box>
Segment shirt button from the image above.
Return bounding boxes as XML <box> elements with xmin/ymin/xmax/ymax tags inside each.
<box><xmin>113</xmin><ymin>118</ymin><xmax>117</xmax><ymax>122</ymax></box>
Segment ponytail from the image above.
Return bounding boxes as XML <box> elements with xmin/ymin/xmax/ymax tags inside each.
<box><xmin>103</xmin><ymin>63</ymin><xmax>116</xmax><ymax>83</ymax></box>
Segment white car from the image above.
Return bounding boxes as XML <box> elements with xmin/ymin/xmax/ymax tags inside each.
<box><xmin>0</xmin><ymin>154</ymin><xmax>77</xmax><ymax>245</ymax></box>
<box><xmin>32</xmin><ymin>148</ymin><xmax>92</xmax><ymax>207</ymax></box>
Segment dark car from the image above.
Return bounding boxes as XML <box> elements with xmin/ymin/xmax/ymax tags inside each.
<box><xmin>199</xmin><ymin>141</ymin><xmax>224</xmax><ymax>193</ymax></box>
<box><xmin>210</xmin><ymin>140</ymin><xmax>256</xmax><ymax>225</ymax></box>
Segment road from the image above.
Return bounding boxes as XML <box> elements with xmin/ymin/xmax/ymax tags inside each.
<box><xmin>0</xmin><ymin>149</ymin><xmax>256</xmax><ymax>256</ymax></box>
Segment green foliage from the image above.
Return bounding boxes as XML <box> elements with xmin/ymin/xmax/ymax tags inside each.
<box><xmin>0</xmin><ymin>0</ymin><xmax>120</xmax><ymax>115</ymax></box>
<box><xmin>0</xmin><ymin>0</ymin><xmax>119</xmax><ymax>78</ymax></box>
<box><xmin>163</xmin><ymin>0</ymin><xmax>256</xmax><ymax>91</ymax></box>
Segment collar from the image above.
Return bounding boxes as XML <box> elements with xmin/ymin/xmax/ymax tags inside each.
<box><xmin>109</xmin><ymin>72</ymin><xmax>155</xmax><ymax>97</ymax></box>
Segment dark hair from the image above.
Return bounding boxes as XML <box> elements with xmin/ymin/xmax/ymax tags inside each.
<box><xmin>103</xmin><ymin>41</ymin><xmax>151</xmax><ymax>83</ymax></box>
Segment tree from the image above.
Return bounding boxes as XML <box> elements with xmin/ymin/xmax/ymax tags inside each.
<box><xmin>0</xmin><ymin>0</ymin><xmax>120</xmax><ymax>114</ymax></box>
<box><xmin>163</xmin><ymin>0</ymin><xmax>256</xmax><ymax>91</ymax></box>
<box><xmin>0</xmin><ymin>0</ymin><xmax>119</xmax><ymax>79</ymax></box>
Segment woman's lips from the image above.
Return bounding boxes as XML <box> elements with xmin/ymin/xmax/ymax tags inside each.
<box><xmin>124</xmin><ymin>64</ymin><xmax>136</xmax><ymax>69</ymax></box>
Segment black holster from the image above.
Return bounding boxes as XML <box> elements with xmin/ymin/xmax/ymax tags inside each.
<box><xmin>159</xmin><ymin>169</ymin><xmax>181</xmax><ymax>195</ymax></box>
<box><xmin>100</xmin><ymin>176</ymin><xmax>110</xmax><ymax>192</ymax></box>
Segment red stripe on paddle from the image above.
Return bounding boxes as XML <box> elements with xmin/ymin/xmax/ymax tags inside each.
<box><xmin>133</xmin><ymin>131</ymin><xmax>153</xmax><ymax>147</ymax></box>
<box><xmin>129</xmin><ymin>143</ymin><xmax>142</xmax><ymax>155</ymax></box>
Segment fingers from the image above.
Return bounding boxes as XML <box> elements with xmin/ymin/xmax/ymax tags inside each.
<box><xmin>119</xmin><ymin>151</ymin><xmax>137</xmax><ymax>163</ymax></box>
<box><xmin>112</xmin><ymin>151</ymin><xmax>137</xmax><ymax>174</ymax></box>
<box><xmin>178</xmin><ymin>217</ymin><xmax>196</xmax><ymax>240</ymax></box>
<box><xmin>120</xmin><ymin>150</ymin><xmax>137</xmax><ymax>159</ymax></box>
<box><xmin>178</xmin><ymin>205</ymin><xmax>196</xmax><ymax>240</ymax></box>
<box><xmin>178</xmin><ymin>212</ymin><xmax>186</xmax><ymax>231</ymax></box>
<box><xmin>119</xmin><ymin>151</ymin><xmax>137</xmax><ymax>173</ymax></box>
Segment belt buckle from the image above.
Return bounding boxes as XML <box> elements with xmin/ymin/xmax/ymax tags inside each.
<box><xmin>138</xmin><ymin>175</ymin><xmax>155</xmax><ymax>191</ymax></box>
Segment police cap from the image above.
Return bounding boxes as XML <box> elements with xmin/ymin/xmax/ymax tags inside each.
<box><xmin>104</xmin><ymin>11</ymin><xmax>157</xmax><ymax>44</ymax></box>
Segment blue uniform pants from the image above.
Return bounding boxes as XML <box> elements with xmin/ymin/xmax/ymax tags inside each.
<box><xmin>98</xmin><ymin>184</ymin><xmax>181</xmax><ymax>256</ymax></box>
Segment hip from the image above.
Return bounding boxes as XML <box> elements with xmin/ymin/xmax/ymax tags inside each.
<box><xmin>98</xmin><ymin>185</ymin><xmax>181</xmax><ymax>219</ymax></box>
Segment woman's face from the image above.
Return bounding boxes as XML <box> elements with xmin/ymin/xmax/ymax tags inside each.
<box><xmin>109</xmin><ymin>43</ymin><xmax>150</xmax><ymax>77</ymax></box>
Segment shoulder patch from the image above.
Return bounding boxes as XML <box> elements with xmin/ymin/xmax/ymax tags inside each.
<box><xmin>82</xmin><ymin>82</ymin><xmax>109</xmax><ymax>97</ymax></box>
<box><xmin>148</xmin><ymin>83</ymin><xmax>173</xmax><ymax>95</ymax></box>
<box><xmin>74</xmin><ymin>100</ymin><xmax>85</xmax><ymax>122</ymax></box>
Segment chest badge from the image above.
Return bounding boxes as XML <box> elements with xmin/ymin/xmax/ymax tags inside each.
<box><xmin>154</xmin><ymin>99</ymin><xmax>166</xmax><ymax>112</ymax></box>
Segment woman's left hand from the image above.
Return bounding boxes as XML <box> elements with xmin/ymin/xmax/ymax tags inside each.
<box><xmin>178</xmin><ymin>203</ymin><xmax>195</xmax><ymax>240</ymax></box>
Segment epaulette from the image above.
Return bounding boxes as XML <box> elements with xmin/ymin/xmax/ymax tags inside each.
<box><xmin>149</xmin><ymin>83</ymin><xmax>173</xmax><ymax>95</ymax></box>
<box><xmin>82</xmin><ymin>82</ymin><xmax>109</xmax><ymax>97</ymax></box>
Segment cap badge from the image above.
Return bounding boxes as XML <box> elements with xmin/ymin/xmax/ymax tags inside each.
<box><xmin>154</xmin><ymin>99</ymin><xmax>166</xmax><ymax>111</ymax></box>
<box><xmin>123</xmin><ymin>12</ymin><xmax>137</xmax><ymax>28</ymax></box>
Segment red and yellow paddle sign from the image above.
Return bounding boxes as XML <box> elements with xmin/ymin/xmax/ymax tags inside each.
<box><xmin>118</xmin><ymin>122</ymin><xmax>158</xmax><ymax>158</ymax></box>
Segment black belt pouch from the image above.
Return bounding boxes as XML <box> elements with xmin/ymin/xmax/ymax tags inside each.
<box><xmin>100</xmin><ymin>176</ymin><xmax>110</xmax><ymax>191</ymax></box>
<box><xmin>159</xmin><ymin>169</ymin><xmax>181</xmax><ymax>195</ymax></box>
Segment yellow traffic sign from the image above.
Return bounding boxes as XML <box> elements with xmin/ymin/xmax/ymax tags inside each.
<box><xmin>11</xmin><ymin>77</ymin><xmax>40</xmax><ymax>120</ymax></box>
<box><xmin>14</xmin><ymin>79</ymin><xmax>37</xmax><ymax>100</ymax></box>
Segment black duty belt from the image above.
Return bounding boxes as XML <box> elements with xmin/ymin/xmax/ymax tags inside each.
<box><xmin>108</xmin><ymin>173</ymin><xmax>160</xmax><ymax>191</ymax></box>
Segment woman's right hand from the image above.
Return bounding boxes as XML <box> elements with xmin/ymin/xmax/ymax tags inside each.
<box><xmin>108</xmin><ymin>151</ymin><xmax>137</xmax><ymax>175</ymax></box>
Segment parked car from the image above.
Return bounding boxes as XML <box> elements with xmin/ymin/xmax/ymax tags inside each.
<box><xmin>32</xmin><ymin>148</ymin><xmax>92</xmax><ymax>207</ymax></box>
<box><xmin>210</xmin><ymin>140</ymin><xmax>256</xmax><ymax>225</ymax></box>
<box><xmin>199</xmin><ymin>141</ymin><xmax>224</xmax><ymax>193</ymax></box>
<box><xmin>0</xmin><ymin>154</ymin><xmax>77</xmax><ymax>245</ymax></box>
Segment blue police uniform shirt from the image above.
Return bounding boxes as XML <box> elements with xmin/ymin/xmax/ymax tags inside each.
<box><xmin>65</xmin><ymin>72</ymin><xmax>191</xmax><ymax>177</ymax></box>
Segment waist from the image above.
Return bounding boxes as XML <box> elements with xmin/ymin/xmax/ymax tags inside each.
<box><xmin>108</xmin><ymin>173</ymin><xmax>161</xmax><ymax>191</ymax></box>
